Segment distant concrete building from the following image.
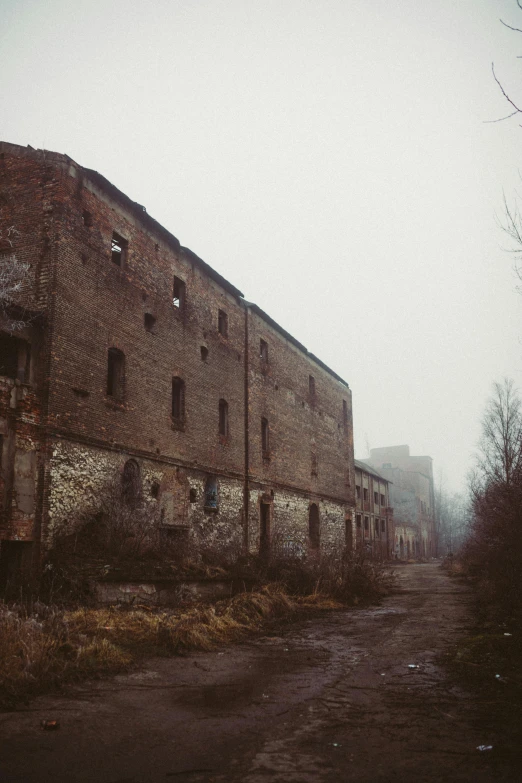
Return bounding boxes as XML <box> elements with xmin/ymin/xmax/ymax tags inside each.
<box><xmin>353</xmin><ymin>460</ymin><xmax>393</xmax><ymax>560</ymax></box>
<box><xmin>363</xmin><ymin>445</ymin><xmax>436</xmax><ymax>559</ymax></box>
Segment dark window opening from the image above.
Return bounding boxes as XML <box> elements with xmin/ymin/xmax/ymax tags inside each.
<box><xmin>200</xmin><ymin>346</ymin><xmax>208</xmax><ymax>361</ymax></box>
<box><xmin>218</xmin><ymin>399</ymin><xmax>229</xmax><ymax>437</ymax></box>
<box><xmin>82</xmin><ymin>210</ymin><xmax>93</xmax><ymax>227</ymax></box>
<box><xmin>356</xmin><ymin>484</ymin><xmax>361</xmax><ymax>499</ymax></box>
<box><xmin>381</xmin><ymin>494</ymin><xmax>385</xmax><ymax>506</ymax></box>
<box><xmin>374</xmin><ymin>491</ymin><xmax>379</xmax><ymax>504</ymax></box>
<box><xmin>342</xmin><ymin>399</ymin><xmax>348</xmax><ymax>425</ymax></box>
<box><xmin>107</xmin><ymin>348</ymin><xmax>125</xmax><ymax>400</ymax></box>
<box><xmin>171</xmin><ymin>377</ymin><xmax>185</xmax><ymax>422</ymax></box>
<box><xmin>189</xmin><ymin>488</ymin><xmax>197</xmax><ymax>503</ymax></box>
<box><xmin>260</xmin><ymin>339</ymin><xmax>268</xmax><ymax>363</ymax></box>
<box><xmin>363</xmin><ymin>487</ymin><xmax>368</xmax><ymax>502</ymax></box>
<box><xmin>309</xmin><ymin>375</ymin><xmax>315</xmax><ymax>399</ymax></box>
<box><xmin>356</xmin><ymin>514</ymin><xmax>362</xmax><ymax>529</ymax></box>
<box><xmin>150</xmin><ymin>481</ymin><xmax>160</xmax><ymax>499</ymax></box>
<box><xmin>0</xmin><ymin>333</ymin><xmax>30</xmax><ymax>381</ymax></box>
<box><xmin>111</xmin><ymin>232</ymin><xmax>127</xmax><ymax>267</ymax></box>
<box><xmin>375</xmin><ymin>520</ymin><xmax>380</xmax><ymax>534</ymax></box>
<box><xmin>381</xmin><ymin>519</ymin><xmax>386</xmax><ymax>533</ymax></box>
<box><xmin>311</xmin><ymin>452</ymin><xmax>318</xmax><ymax>476</ymax></box>
<box><xmin>144</xmin><ymin>313</ymin><xmax>156</xmax><ymax>331</ymax></box>
<box><xmin>364</xmin><ymin>516</ymin><xmax>369</xmax><ymax>532</ymax></box>
<box><xmin>309</xmin><ymin>504</ymin><xmax>320</xmax><ymax>550</ymax></box>
<box><xmin>218</xmin><ymin>309</ymin><xmax>228</xmax><ymax>337</ymax></box>
<box><xmin>261</xmin><ymin>417</ymin><xmax>269</xmax><ymax>454</ymax></box>
<box><xmin>173</xmin><ymin>276</ymin><xmax>186</xmax><ymax>310</ymax></box>
<box><xmin>122</xmin><ymin>459</ymin><xmax>141</xmax><ymax>505</ymax></box>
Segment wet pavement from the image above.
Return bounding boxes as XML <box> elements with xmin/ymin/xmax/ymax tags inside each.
<box><xmin>0</xmin><ymin>563</ymin><xmax>518</xmax><ymax>782</ymax></box>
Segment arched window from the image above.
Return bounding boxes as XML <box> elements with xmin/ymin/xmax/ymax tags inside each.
<box><xmin>308</xmin><ymin>503</ymin><xmax>320</xmax><ymax>551</ymax></box>
<box><xmin>122</xmin><ymin>459</ymin><xmax>141</xmax><ymax>505</ymax></box>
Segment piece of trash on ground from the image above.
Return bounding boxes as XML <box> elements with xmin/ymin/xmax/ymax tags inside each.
<box><xmin>408</xmin><ymin>664</ymin><xmax>419</xmax><ymax>669</ymax></box>
<box><xmin>41</xmin><ymin>720</ymin><xmax>60</xmax><ymax>731</ymax></box>
<box><xmin>477</xmin><ymin>745</ymin><xmax>493</xmax><ymax>752</ymax></box>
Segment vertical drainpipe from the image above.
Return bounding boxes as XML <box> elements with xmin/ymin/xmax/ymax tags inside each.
<box><xmin>243</xmin><ymin>303</ymin><xmax>250</xmax><ymax>554</ymax></box>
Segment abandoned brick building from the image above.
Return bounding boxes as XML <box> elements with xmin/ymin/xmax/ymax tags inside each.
<box><xmin>364</xmin><ymin>445</ymin><xmax>436</xmax><ymax>558</ymax></box>
<box><xmin>0</xmin><ymin>141</ymin><xmax>355</xmax><ymax>580</ymax></box>
<box><xmin>353</xmin><ymin>460</ymin><xmax>393</xmax><ymax>560</ymax></box>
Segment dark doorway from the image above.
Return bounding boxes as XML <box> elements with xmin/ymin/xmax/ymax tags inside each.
<box><xmin>0</xmin><ymin>540</ymin><xmax>33</xmax><ymax>592</ymax></box>
<box><xmin>309</xmin><ymin>503</ymin><xmax>320</xmax><ymax>552</ymax></box>
<box><xmin>259</xmin><ymin>502</ymin><xmax>271</xmax><ymax>559</ymax></box>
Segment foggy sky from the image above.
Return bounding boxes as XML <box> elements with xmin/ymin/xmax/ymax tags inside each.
<box><xmin>2</xmin><ymin>0</ymin><xmax>522</xmax><ymax>492</ymax></box>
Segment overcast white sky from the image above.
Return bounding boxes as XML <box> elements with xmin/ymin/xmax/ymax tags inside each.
<box><xmin>2</xmin><ymin>0</ymin><xmax>522</xmax><ymax>491</ymax></box>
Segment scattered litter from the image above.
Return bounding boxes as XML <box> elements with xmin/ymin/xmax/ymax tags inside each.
<box><xmin>408</xmin><ymin>665</ymin><xmax>419</xmax><ymax>669</ymax></box>
<box><xmin>477</xmin><ymin>745</ymin><xmax>493</xmax><ymax>752</ymax></box>
<box><xmin>284</xmin><ymin>648</ymin><xmax>289</xmax><ymax>652</ymax></box>
<box><xmin>504</xmin><ymin>633</ymin><xmax>512</xmax><ymax>637</ymax></box>
<box><xmin>41</xmin><ymin>720</ymin><xmax>60</xmax><ymax>731</ymax></box>
<box><xmin>495</xmin><ymin>674</ymin><xmax>507</xmax><ymax>683</ymax></box>
<box><xmin>380</xmin><ymin>673</ymin><xmax>386</xmax><ymax>676</ymax></box>
<box><xmin>332</xmin><ymin>743</ymin><xmax>341</xmax><ymax>747</ymax></box>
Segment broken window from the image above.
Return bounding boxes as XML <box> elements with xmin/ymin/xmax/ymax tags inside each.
<box><xmin>172</xmin><ymin>276</ymin><xmax>186</xmax><ymax>310</ymax></box>
<box><xmin>309</xmin><ymin>375</ymin><xmax>315</xmax><ymax>399</ymax></box>
<box><xmin>308</xmin><ymin>504</ymin><xmax>320</xmax><ymax>550</ymax></box>
<box><xmin>381</xmin><ymin>519</ymin><xmax>386</xmax><ymax>533</ymax></box>
<box><xmin>364</xmin><ymin>516</ymin><xmax>369</xmax><ymax>532</ymax></box>
<box><xmin>204</xmin><ymin>475</ymin><xmax>218</xmax><ymax>510</ymax></box>
<box><xmin>82</xmin><ymin>210</ymin><xmax>93</xmax><ymax>227</ymax></box>
<box><xmin>144</xmin><ymin>313</ymin><xmax>156</xmax><ymax>331</ymax></box>
<box><xmin>260</xmin><ymin>339</ymin><xmax>268</xmax><ymax>363</ymax></box>
<box><xmin>200</xmin><ymin>346</ymin><xmax>208</xmax><ymax>361</ymax></box>
<box><xmin>111</xmin><ymin>232</ymin><xmax>127</xmax><ymax>267</ymax></box>
<box><xmin>356</xmin><ymin>514</ymin><xmax>362</xmax><ymax>529</ymax></box>
<box><xmin>356</xmin><ymin>484</ymin><xmax>361</xmax><ymax>499</ymax></box>
<box><xmin>106</xmin><ymin>348</ymin><xmax>125</xmax><ymax>400</ymax></box>
<box><xmin>189</xmin><ymin>488</ymin><xmax>197</xmax><ymax>503</ymax></box>
<box><xmin>171</xmin><ymin>377</ymin><xmax>185</xmax><ymax>422</ymax></box>
<box><xmin>363</xmin><ymin>487</ymin><xmax>368</xmax><ymax>502</ymax></box>
<box><xmin>374</xmin><ymin>491</ymin><xmax>379</xmax><ymax>505</ymax></box>
<box><xmin>150</xmin><ymin>481</ymin><xmax>160</xmax><ymax>499</ymax></box>
<box><xmin>311</xmin><ymin>452</ymin><xmax>318</xmax><ymax>476</ymax></box>
<box><xmin>122</xmin><ymin>459</ymin><xmax>141</xmax><ymax>506</ymax></box>
<box><xmin>261</xmin><ymin>417</ymin><xmax>269</xmax><ymax>455</ymax></box>
<box><xmin>381</xmin><ymin>493</ymin><xmax>385</xmax><ymax>506</ymax></box>
<box><xmin>218</xmin><ymin>399</ymin><xmax>229</xmax><ymax>437</ymax></box>
<box><xmin>218</xmin><ymin>309</ymin><xmax>228</xmax><ymax>337</ymax></box>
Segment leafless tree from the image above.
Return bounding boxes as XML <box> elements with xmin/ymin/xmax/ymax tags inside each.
<box><xmin>0</xmin><ymin>226</ymin><xmax>31</xmax><ymax>332</ymax></box>
<box><xmin>472</xmin><ymin>378</ymin><xmax>522</xmax><ymax>492</ymax></box>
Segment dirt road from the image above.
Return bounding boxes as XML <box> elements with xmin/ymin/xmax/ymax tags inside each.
<box><xmin>0</xmin><ymin>563</ymin><xmax>517</xmax><ymax>782</ymax></box>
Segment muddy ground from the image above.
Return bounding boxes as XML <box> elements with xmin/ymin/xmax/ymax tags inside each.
<box><xmin>1</xmin><ymin>563</ymin><xmax>520</xmax><ymax>782</ymax></box>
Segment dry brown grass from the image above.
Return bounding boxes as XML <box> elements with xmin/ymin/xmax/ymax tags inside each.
<box><xmin>0</xmin><ymin>585</ymin><xmax>309</xmax><ymax>708</ymax></box>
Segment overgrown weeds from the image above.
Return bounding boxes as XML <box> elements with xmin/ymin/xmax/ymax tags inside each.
<box><xmin>0</xmin><ymin>551</ymin><xmax>392</xmax><ymax>709</ymax></box>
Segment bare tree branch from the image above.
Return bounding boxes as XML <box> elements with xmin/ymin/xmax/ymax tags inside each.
<box><xmin>500</xmin><ymin>18</ymin><xmax>522</xmax><ymax>33</ymax></box>
<box><xmin>491</xmin><ymin>62</ymin><xmax>522</xmax><ymax>113</ymax></box>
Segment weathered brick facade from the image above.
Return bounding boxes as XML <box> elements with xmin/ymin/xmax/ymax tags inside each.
<box><xmin>0</xmin><ymin>142</ymin><xmax>355</xmax><ymax>578</ymax></box>
<box><xmin>353</xmin><ymin>460</ymin><xmax>393</xmax><ymax>560</ymax></box>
